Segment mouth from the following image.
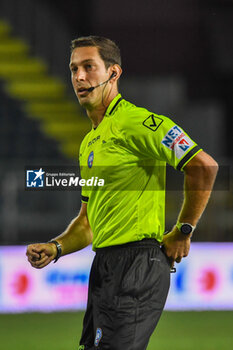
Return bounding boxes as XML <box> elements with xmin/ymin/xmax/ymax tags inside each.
<box><xmin>76</xmin><ymin>87</ymin><xmax>89</xmax><ymax>96</ymax></box>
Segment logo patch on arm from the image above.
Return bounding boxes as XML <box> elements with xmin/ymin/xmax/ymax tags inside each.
<box><xmin>143</xmin><ymin>114</ymin><xmax>163</xmax><ymax>131</ymax></box>
<box><xmin>161</xmin><ymin>125</ymin><xmax>194</xmax><ymax>159</ymax></box>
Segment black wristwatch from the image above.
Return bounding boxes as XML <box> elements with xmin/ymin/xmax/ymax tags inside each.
<box><xmin>176</xmin><ymin>222</ymin><xmax>195</xmax><ymax>236</ymax></box>
<box><xmin>49</xmin><ymin>240</ymin><xmax>62</xmax><ymax>263</ymax></box>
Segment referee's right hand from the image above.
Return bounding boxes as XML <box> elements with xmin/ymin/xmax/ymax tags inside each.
<box><xmin>26</xmin><ymin>243</ymin><xmax>57</xmax><ymax>269</ymax></box>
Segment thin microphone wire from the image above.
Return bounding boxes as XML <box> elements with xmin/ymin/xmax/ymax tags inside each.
<box><xmin>87</xmin><ymin>77</ymin><xmax>109</xmax><ymax>92</ymax></box>
<box><xmin>87</xmin><ymin>73</ymin><xmax>115</xmax><ymax>92</ymax></box>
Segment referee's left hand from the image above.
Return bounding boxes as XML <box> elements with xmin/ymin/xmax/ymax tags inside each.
<box><xmin>162</xmin><ymin>226</ymin><xmax>191</xmax><ymax>267</ymax></box>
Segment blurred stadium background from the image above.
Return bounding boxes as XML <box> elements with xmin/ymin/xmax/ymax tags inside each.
<box><xmin>0</xmin><ymin>0</ymin><xmax>232</xmax><ymax>349</ymax></box>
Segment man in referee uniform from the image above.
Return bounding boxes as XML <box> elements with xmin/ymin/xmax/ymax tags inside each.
<box><xmin>27</xmin><ymin>36</ymin><xmax>218</xmax><ymax>350</ymax></box>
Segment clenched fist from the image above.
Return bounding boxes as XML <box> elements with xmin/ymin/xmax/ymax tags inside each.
<box><xmin>26</xmin><ymin>243</ymin><xmax>57</xmax><ymax>269</ymax></box>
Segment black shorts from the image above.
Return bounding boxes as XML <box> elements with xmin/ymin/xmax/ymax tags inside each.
<box><xmin>79</xmin><ymin>239</ymin><xmax>170</xmax><ymax>350</ymax></box>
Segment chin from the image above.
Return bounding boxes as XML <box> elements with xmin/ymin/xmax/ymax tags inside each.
<box><xmin>77</xmin><ymin>96</ymin><xmax>91</xmax><ymax>108</ymax></box>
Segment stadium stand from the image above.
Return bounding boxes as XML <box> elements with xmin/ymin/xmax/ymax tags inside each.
<box><xmin>0</xmin><ymin>19</ymin><xmax>90</xmax><ymax>161</ymax></box>
<box><xmin>0</xmin><ymin>19</ymin><xmax>85</xmax><ymax>244</ymax></box>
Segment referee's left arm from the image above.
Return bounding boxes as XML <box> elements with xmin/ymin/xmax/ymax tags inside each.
<box><xmin>162</xmin><ymin>150</ymin><xmax>218</xmax><ymax>265</ymax></box>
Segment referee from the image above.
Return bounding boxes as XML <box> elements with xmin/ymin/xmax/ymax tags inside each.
<box><xmin>26</xmin><ymin>36</ymin><xmax>218</xmax><ymax>350</ymax></box>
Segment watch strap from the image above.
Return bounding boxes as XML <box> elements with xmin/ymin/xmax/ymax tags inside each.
<box><xmin>49</xmin><ymin>240</ymin><xmax>62</xmax><ymax>263</ymax></box>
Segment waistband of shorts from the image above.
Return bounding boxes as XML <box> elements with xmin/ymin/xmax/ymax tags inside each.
<box><xmin>95</xmin><ymin>238</ymin><xmax>160</xmax><ymax>253</ymax></box>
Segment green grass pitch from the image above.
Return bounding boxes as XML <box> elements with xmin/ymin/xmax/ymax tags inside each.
<box><xmin>0</xmin><ymin>311</ymin><xmax>232</xmax><ymax>350</ymax></box>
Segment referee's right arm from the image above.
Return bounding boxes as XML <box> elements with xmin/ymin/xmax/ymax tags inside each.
<box><xmin>26</xmin><ymin>203</ymin><xmax>93</xmax><ymax>269</ymax></box>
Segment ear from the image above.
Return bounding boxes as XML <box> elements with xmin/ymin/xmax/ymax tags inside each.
<box><xmin>110</xmin><ymin>72</ymin><xmax>117</xmax><ymax>79</ymax></box>
<box><xmin>109</xmin><ymin>64</ymin><xmax>122</xmax><ymax>82</ymax></box>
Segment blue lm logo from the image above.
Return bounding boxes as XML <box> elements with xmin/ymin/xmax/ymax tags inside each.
<box><xmin>26</xmin><ymin>168</ymin><xmax>45</xmax><ymax>187</ymax></box>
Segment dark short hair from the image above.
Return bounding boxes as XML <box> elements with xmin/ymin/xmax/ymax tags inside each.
<box><xmin>71</xmin><ymin>36</ymin><xmax>121</xmax><ymax>69</ymax></box>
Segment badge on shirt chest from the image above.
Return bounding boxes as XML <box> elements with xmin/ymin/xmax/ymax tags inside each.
<box><xmin>88</xmin><ymin>151</ymin><xmax>94</xmax><ymax>168</ymax></box>
<box><xmin>143</xmin><ymin>114</ymin><xmax>163</xmax><ymax>131</ymax></box>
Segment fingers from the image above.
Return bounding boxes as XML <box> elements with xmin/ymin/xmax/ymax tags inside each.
<box><xmin>26</xmin><ymin>248</ymin><xmax>41</xmax><ymax>261</ymax></box>
<box><xmin>162</xmin><ymin>235</ymin><xmax>190</xmax><ymax>266</ymax></box>
<box><xmin>26</xmin><ymin>244</ymin><xmax>54</xmax><ymax>269</ymax></box>
<box><xmin>31</xmin><ymin>244</ymin><xmax>45</xmax><ymax>254</ymax></box>
<box><xmin>167</xmin><ymin>252</ymin><xmax>183</xmax><ymax>264</ymax></box>
<box><xmin>162</xmin><ymin>246</ymin><xmax>186</xmax><ymax>265</ymax></box>
<box><xmin>30</xmin><ymin>254</ymin><xmax>54</xmax><ymax>269</ymax></box>
<box><xmin>168</xmin><ymin>253</ymin><xmax>188</xmax><ymax>264</ymax></box>
<box><xmin>161</xmin><ymin>246</ymin><xmax>175</xmax><ymax>267</ymax></box>
<box><xmin>26</xmin><ymin>249</ymin><xmax>40</xmax><ymax>265</ymax></box>
<box><xmin>175</xmin><ymin>256</ymin><xmax>182</xmax><ymax>263</ymax></box>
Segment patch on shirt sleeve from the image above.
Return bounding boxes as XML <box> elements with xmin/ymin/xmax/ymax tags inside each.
<box><xmin>142</xmin><ymin>114</ymin><xmax>163</xmax><ymax>131</ymax></box>
<box><xmin>161</xmin><ymin>125</ymin><xmax>194</xmax><ymax>159</ymax></box>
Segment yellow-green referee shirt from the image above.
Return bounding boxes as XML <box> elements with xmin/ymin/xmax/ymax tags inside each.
<box><xmin>79</xmin><ymin>94</ymin><xmax>202</xmax><ymax>250</ymax></box>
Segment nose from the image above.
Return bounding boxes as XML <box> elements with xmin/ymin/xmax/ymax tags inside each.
<box><xmin>75</xmin><ymin>68</ymin><xmax>86</xmax><ymax>82</ymax></box>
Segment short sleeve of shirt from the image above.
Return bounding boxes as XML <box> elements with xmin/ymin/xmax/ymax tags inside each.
<box><xmin>81</xmin><ymin>191</ymin><xmax>89</xmax><ymax>203</ymax></box>
<box><xmin>123</xmin><ymin>111</ymin><xmax>202</xmax><ymax>171</ymax></box>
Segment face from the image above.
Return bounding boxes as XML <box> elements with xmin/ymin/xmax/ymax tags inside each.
<box><xmin>69</xmin><ymin>46</ymin><xmax>111</xmax><ymax>109</ymax></box>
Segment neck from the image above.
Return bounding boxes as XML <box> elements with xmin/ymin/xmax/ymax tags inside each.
<box><xmin>86</xmin><ymin>89</ymin><xmax>119</xmax><ymax>128</ymax></box>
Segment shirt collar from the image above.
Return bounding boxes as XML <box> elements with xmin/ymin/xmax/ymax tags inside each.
<box><xmin>105</xmin><ymin>93</ymin><xmax>122</xmax><ymax>117</ymax></box>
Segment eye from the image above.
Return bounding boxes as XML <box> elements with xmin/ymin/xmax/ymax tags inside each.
<box><xmin>70</xmin><ymin>66</ymin><xmax>77</xmax><ymax>73</ymax></box>
<box><xmin>85</xmin><ymin>64</ymin><xmax>92</xmax><ymax>71</ymax></box>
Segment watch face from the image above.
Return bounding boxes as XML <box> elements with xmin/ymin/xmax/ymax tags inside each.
<box><xmin>181</xmin><ymin>224</ymin><xmax>192</xmax><ymax>235</ymax></box>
